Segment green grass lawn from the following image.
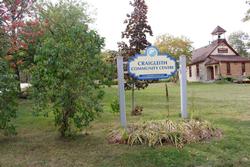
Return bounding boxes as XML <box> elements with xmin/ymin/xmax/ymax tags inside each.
<box><xmin>1</xmin><ymin>83</ymin><xmax>250</xmax><ymax>167</ymax></box>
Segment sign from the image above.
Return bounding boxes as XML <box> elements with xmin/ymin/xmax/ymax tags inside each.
<box><xmin>218</xmin><ymin>48</ymin><xmax>228</xmax><ymax>53</ymax></box>
<box><xmin>128</xmin><ymin>46</ymin><xmax>177</xmax><ymax>80</ymax></box>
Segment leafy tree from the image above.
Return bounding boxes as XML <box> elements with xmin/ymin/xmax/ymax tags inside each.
<box><xmin>0</xmin><ymin>0</ymin><xmax>42</xmax><ymax>93</ymax></box>
<box><xmin>243</xmin><ymin>1</ymin><xmax>250</xmax><ymax>22</ymax></box>
<box><xmin>101</xmin><ymin>50</ymin><xmax>118</xmax><ymax>83</ymax></box>
<box><xmin>118</xmin><ymin>0</ymin><xmax>153</xmax><ymax>112</ymax></box>
<box><xmin>155</xmin><ymin>34</ymin><xmax>193</xmax><ymax>60</ymax></box>
<box><xmin>32</xmin><ymin>0</ymin><xmax>108</xmax><ymax>137</ymax></box>
<box><xmin>228</xmin><ymin>31</ymin><xmax>250</xmax><ymax>57</ymax></box>
<box><xmin>155</xmin><ymin>34</ymin><xmax>193</xmax><ymax>82</ymax></box>
<box><xmin>0</xmin><ymin>57</ymin><xmax>18</xmax><ymax>136</ymax></box>
<box><xmin>0</xmin><ymin>25</ymin><xmax>8</xmax><ymax>56</ymax></box>
<box><xmin>0</xmin><ymin>12</ymin><xmax>18</xmax><ymax>136</ymax></box>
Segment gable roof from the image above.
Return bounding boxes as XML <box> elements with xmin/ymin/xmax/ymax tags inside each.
<box><xmin>191</xmin><ymin>39</ymin><xmax>219</xmax><ymax>64</ymax></box>
<box><xmin>211</xmin><ymin>26</ymin><xmax>226</xmax><ymax>35</ymax></box>
<box><xmin>190</xmin><ymin>39</ymin><xmax>239</xmax><ymax>64</ymax></box>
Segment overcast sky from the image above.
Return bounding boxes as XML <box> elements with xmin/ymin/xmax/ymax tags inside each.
<box><xmin>85</xmin><ymin>0</ymin><xmax>250</xmax><ymax>51</ymax></box>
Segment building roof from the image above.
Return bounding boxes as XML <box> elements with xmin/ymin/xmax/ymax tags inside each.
<box><xmin>190</xmin><ymin>38</ymin><xmax>243</xmax><ymax>65</ymax></box>
<box><xmin>190</xmin><ymin>26</ymin><xmax>250</xmax><ymax>65</ymax></box>
<box><xmin>211</xmin><ymin>26</ymin><xmax>226</xmax><ymax>35</ymax></box>
<box><xmin>205</xmin><ymin>59</ymin><xmax>219</xmax><ymax>65</ymax></box>
<box><xmin>191</xmin><ymin>39</ymin><xmax>222</xmax><ymax>64</ymax></box>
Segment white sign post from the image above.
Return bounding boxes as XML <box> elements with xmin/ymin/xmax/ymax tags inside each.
<box><xmin>179</xmin><ymin>55</ymin><xmax>188</xmax><ymax>119</ymax></box>
<box><xmin>117</xmin><ymin>55</ymin><xmax>127</xmax><ymax>128</ymax></box>
<box><xmin>116</xmin><ymin>46</ymin><xmax>187</xmax><ymax>128</ymax></box>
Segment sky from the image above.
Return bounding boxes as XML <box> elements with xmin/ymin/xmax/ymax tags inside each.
<box><xmin>84</xmin><ymin>0</ymin><xmax>250</xmax><ymax>51</ymax></box>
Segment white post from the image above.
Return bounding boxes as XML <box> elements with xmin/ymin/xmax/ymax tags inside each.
<box><xmin>117</xmin><ymin>55</ymin><xmax>127</xmax><ymax>128</ymax></box>
<box><xmin>179</xmin><ymin>55</ymin><xmax>188</xmax><ymax>119</ymax></box>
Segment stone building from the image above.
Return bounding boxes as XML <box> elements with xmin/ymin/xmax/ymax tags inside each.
<box><xmin>187</xmin><ymin>26</ymin><xmax>250</xmax><ymax>82</ymax></box>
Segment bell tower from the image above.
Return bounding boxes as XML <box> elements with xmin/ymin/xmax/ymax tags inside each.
<box><xmin>211</xmin><ymin>26</ymin><xmax>226</xmax><ymax>40</ymax></box>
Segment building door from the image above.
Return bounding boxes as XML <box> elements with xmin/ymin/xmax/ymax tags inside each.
<box><xmin>207</xmin><ymin>66</ymin><xmax>214</xmax><ymax>80</ymax></box>
<box><xmin>210</xmin><ymin>67</ymin><xmax>214</xmax><ymax>80</ymax></box>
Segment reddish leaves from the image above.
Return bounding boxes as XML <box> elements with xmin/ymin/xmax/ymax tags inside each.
<box><xmin>118</xmin><ymin>0</ymin><xmax>153</xmax><ymax>90</ymax></box>
<box><xmin>1</xmin><ymin>0</ymin><xmax>42</xmax><ymax>55</ymax></box>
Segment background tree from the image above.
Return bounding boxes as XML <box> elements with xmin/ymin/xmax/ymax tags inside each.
<box><xmin>243</xmin><ymin>1</ymin><xmax>250</xmax><ymax>22</ymax></box>
<box><xmin>155</xmin><ymin>34</ymin><xmax>193</xmax><ymax>60</ymax></box>
<box><xmin>32</xmin><ymin>0</ymin><xmax>110</xmax><ymax>137</ymax></box>
<box><xmin>101</xmin><ymin>50</ymin><xmax>118</xmax><ymax>83</ymax></box>
<box><xmin>0</xmin><ymin>50</ymin><xmax>18</xmax><ymax>136</ymax></box>
<box><xmin>118</xmin><ymin>0</ymin><xmax>153</xmax><ymax>112</ymax></box>
<box><xmin>155</xmin><ymin>34</ymin><xmax>193</xmax><ymax>82</ymax></box>
<box><xmin>228</xmin><ymin>31</ymin><xmax>250</xmax><ymax>57</ymax></box>
<box><xmin>0</xmin><ymin>0</ymin><xmax>42</xmax><ymax>94</ymax></box>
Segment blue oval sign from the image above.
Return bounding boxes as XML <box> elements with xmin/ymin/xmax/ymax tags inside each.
<box><xmin>128</xmin><ymin>46</ymin><xmax>177</xmax><ymax>80</ymax></box>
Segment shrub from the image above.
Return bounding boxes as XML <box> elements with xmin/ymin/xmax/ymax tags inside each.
<box><xmin>215</xmin><ymin>76</ymin><xmax>232</xmax><ymax>84</ymax></box>
<box><xmin>224</xmin><ymin>77</ymin><xmax>234</xmax><ymax>82</ymax></box>
<box><xmin>110</xmin><ymin>99</ymin><xmax>120</xmax><ymax>114</ymax></box>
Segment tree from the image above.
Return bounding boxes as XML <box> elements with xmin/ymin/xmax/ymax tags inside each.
<box><xmin>155</xmin><ymin>34</ymin><xmax>193</xmax><ymax>60</ymax></box>
<box><xmin>0</xmin><ymin>24</ymin><xmax>8</xmax><ymax>57</ymax></box>
<box><xmin>243</xmin><ymin>1</ymin><xmax>250</xmax><ymax>22</ymax></box>
<box><xmin>155</xmin><ymin>34</ymin><xmax>193</xmax><ymax>82</ymax></box>
<box><xmin>0</xmin><ymin>0</ymin><xmax>42</xmax><ymax>93</ymax></box>
<box><xmin>101</xmin><ymin>50</ymin><xmax>119</xmax><ymax>83</ymax></box>
<box><xmin>32</xmin><ymin>0</ymin><xmax>109</xmax><ymax>137</ymax></box>
<box><xmin>0</xmin><ymin>9</ymin><xmax>18</xmax><ymax>136</ymax></box>
<box><xmin>118</xmin><ymin>0</ymin><xmax>153</xmax><ymax>112</ymax></box>
<box><xmin>0</xmin><ymin>57</ymin><xmax>18</xmax><ymax>136</ymax></box>
<box><xmin>228</xmin><ymin>31</ymin><xmax>250</xmax><ymax>57</ymax></box>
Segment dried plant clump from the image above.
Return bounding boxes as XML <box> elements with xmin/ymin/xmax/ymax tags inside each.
<box><xmin>131</xmin><ymin>105</ymin><xmax>143</xmax><ymax>116</ymax></box>
<box><xmin>108</xmin><ymin>119</ymin><xmax>222</xmax><ymax>148</ymax></box>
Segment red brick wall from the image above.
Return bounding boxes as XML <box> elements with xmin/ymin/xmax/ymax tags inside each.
<box><xmin>220</xmin><ymin>62</ymin><xmax>250</xmax><ymax>77</ymax></box>
<box><xmin>246</xmin><ymin>63</ymin><xmax>250</xmax><ymax>76</ymax></box>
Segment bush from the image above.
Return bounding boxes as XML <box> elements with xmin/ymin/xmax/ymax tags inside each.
<box><xmin>108</xmin><ymin>119</ymin><xmax>222</xmax><ymax>148</ymax></box>
<box><xmin>224</xmin><ymin>77</ymin><xmax>234</xmax><ymax>82</ymax></box>
<box><xmin>215</xmin><ymin>76</ymin><xmax>233</xmax><ymax>84</ymax></box>
<box><xmin>110</xmin><ymin>99</ymin><xmax>119</xmax><ymax>114</ymax></box>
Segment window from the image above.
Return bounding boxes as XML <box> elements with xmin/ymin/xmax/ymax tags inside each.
<box><xmin>242</xmin><ymin>63</ymin><xmax>246</xmax><ymax>75</ymax></box>
<box><xmin>226</xmin><ymin>63</ymin><xmax>231</xmax><ymax>75</ymax></box>
<box><xmin>196</xmin><ymin>64</ymin><xmax>199</xmax><ymax>77</ymax></box>
<box><xmin>189</xmin><ymin>66</ymin><xmax>192</xmax><ymax>77</ymax></box>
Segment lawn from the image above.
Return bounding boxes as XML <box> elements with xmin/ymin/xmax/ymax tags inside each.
<box><xmin>0</xmin><ymin>83</ymin><xmax>250</xmax><ymax>167</ymax></box>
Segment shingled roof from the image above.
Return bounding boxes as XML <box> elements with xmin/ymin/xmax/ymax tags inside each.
<box><xmin>191</xmin><ymin>39</ymin><xmax>220</xmax><ymax>64</ymax></box>
<box><xmin>211</xmin><ymin>26</ymin><xmax>226</xmax><ymax>35</ymax></box>
<box><xmin>190</xmin><ymin>39</ymin><xmax>243</xmax><ymax>65</ymax></box>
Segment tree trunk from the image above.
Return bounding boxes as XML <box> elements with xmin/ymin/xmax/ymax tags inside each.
<box><xmin>60</xmin><ymin>110</ymin><xmax>69</xmax><ymax>137</ymax></box>
<box><xmin>14</xmin><ymin>66</ymin><xmax>22</xmax><ymax>96</ymax></box>
<box><xmin>174</xmin><ymin>72</ymin><xmax>179</xmax><ymax>83</ymax></box>
<box><xmin>165</xmin><ymin>83</ymin><xmax>170</xmax><ymax>117</ymax></box>
<box><xmin>131</xmin><ymin>82</ymin><xmax>135</xmax><ymax>112</ymax></box>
